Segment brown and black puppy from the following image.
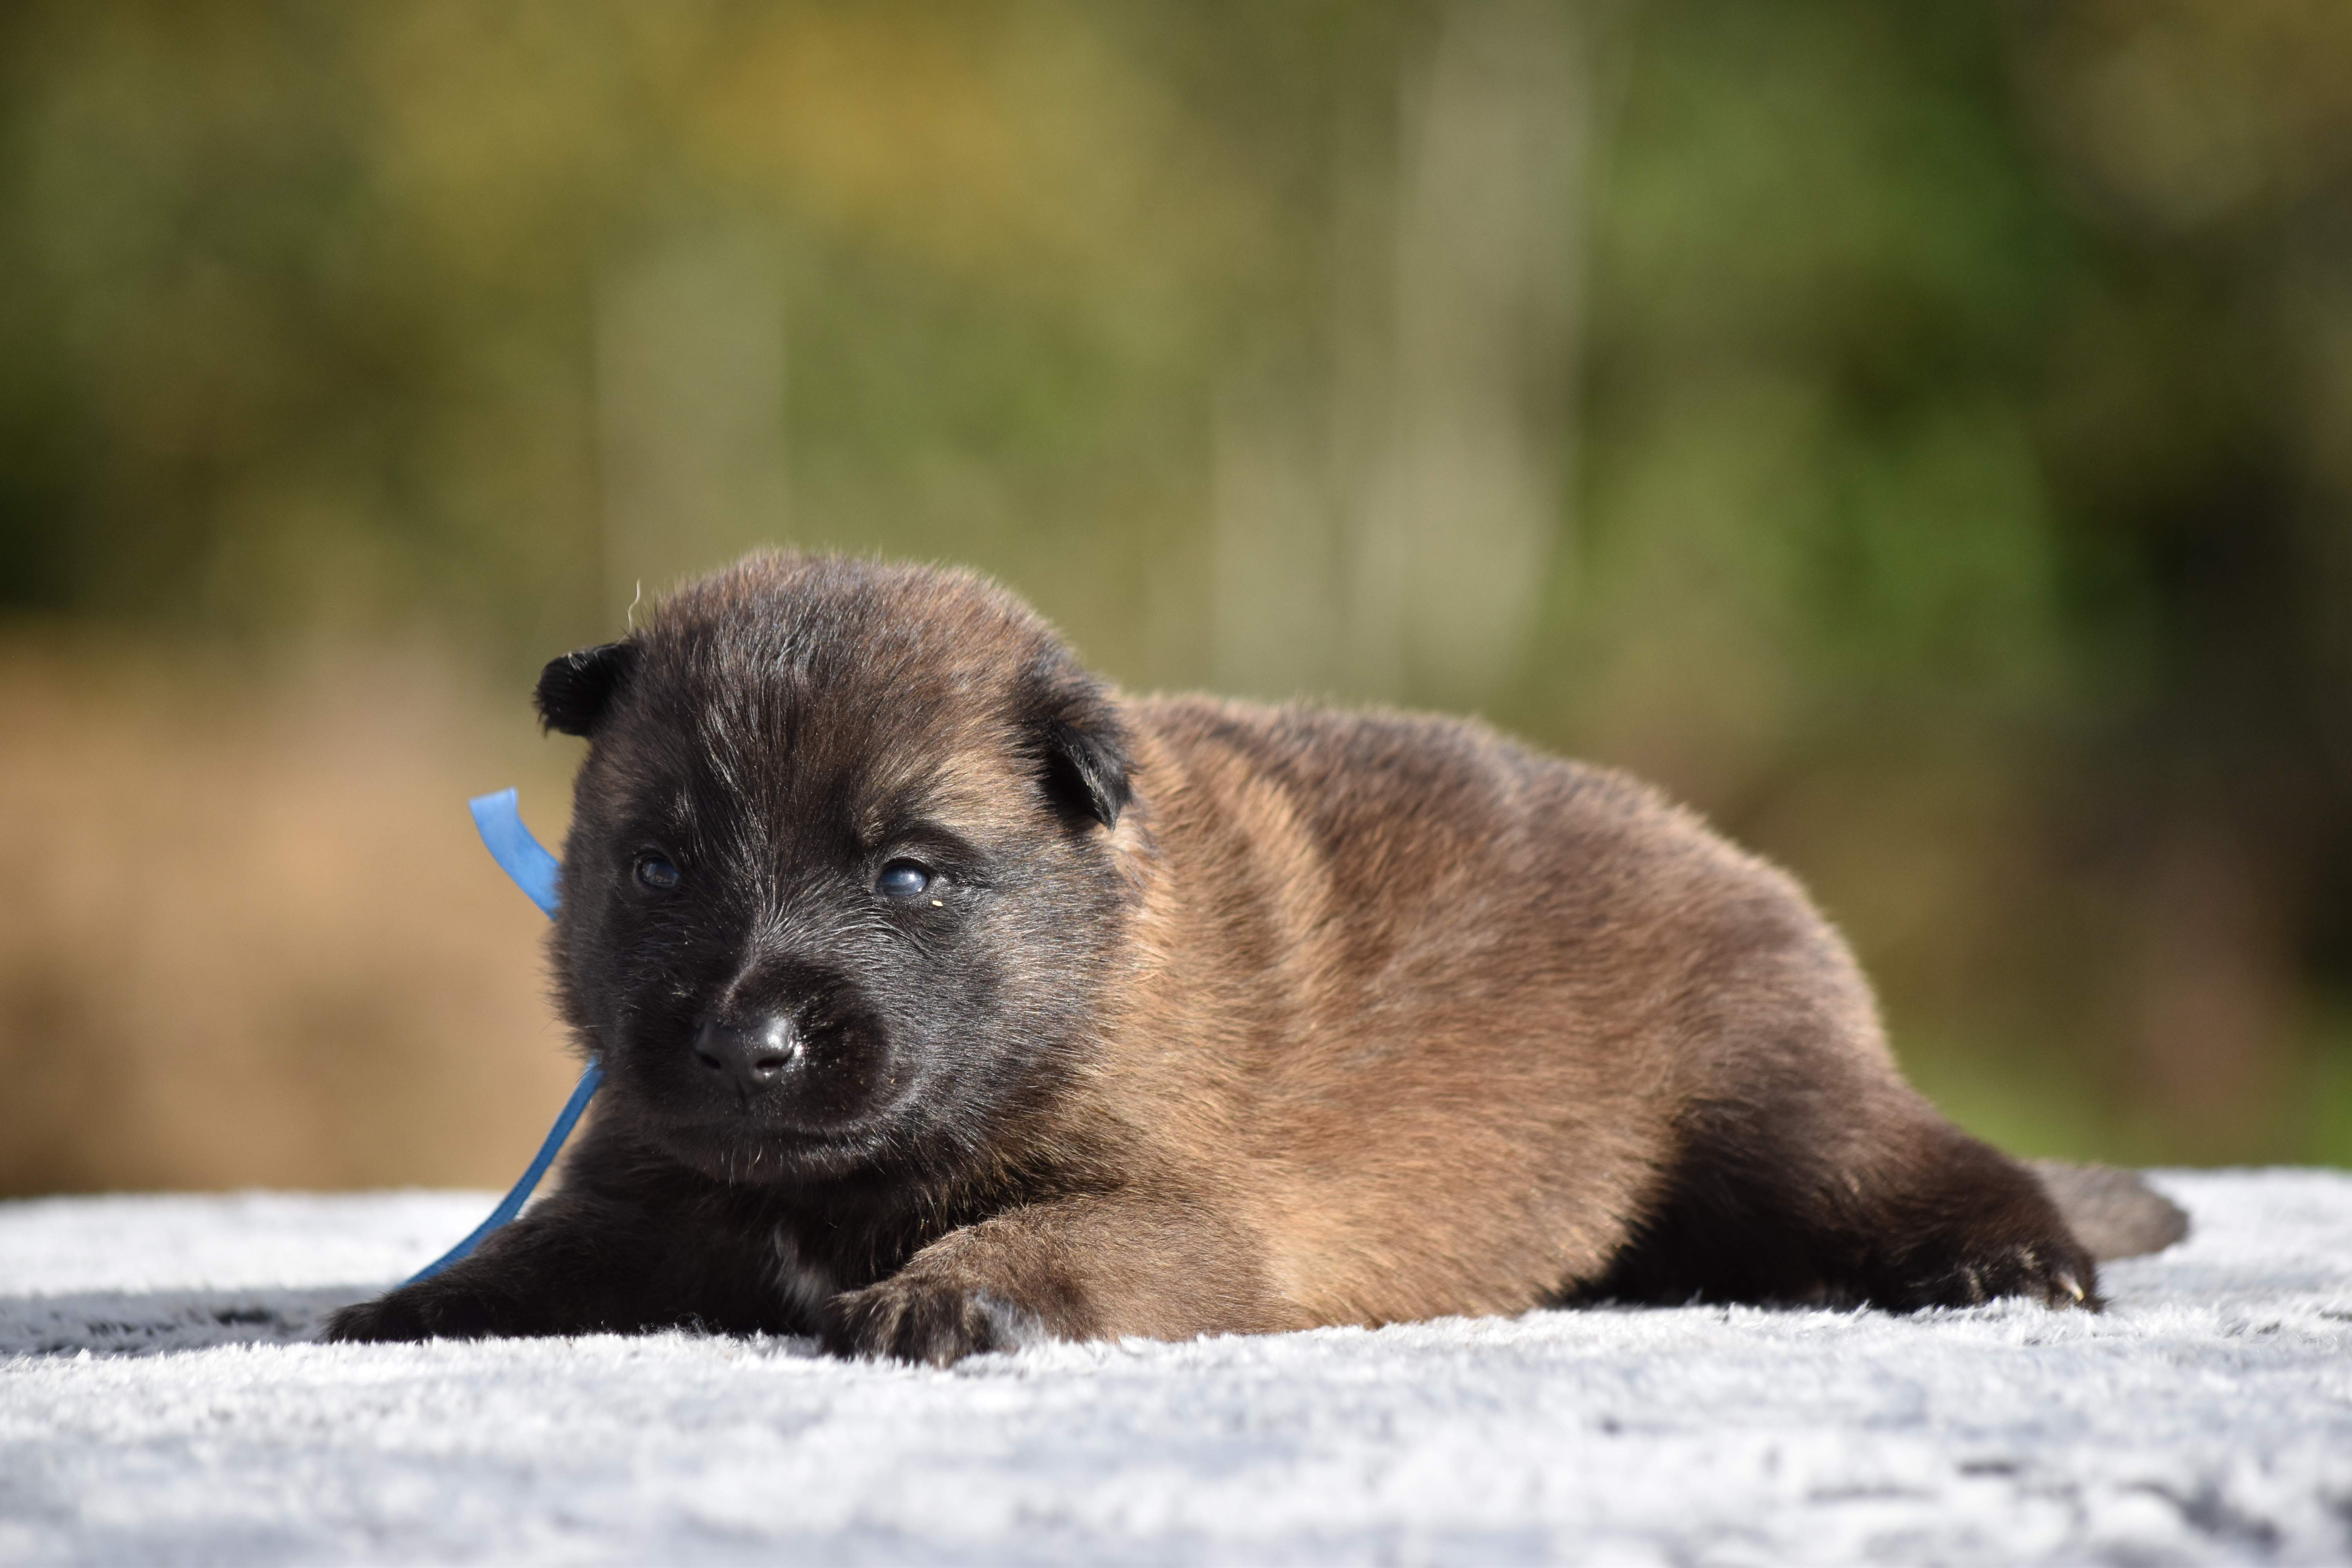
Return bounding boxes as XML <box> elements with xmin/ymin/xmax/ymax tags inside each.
<box><xmin>327</xmin><ymin>553</ymin><xmax>2180</xmax><ymax>1363</ymax></box>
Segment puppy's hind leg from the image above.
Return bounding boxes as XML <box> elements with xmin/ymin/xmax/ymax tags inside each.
<box><xmin>1588</xmin><ymin>1071</ymin><xmax>2100</xmax><ymax>1313</ymax></box>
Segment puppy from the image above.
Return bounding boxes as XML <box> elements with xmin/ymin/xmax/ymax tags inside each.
<box><xmin>328</xmin><ymin>553</ymin><xmax>2179</xmax><ymax>1363</ymax></box>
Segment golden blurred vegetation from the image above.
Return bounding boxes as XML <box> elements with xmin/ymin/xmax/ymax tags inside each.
<box><xmin>1</xmin><ymin>0</ymin><xmax>2348</xmax><ymax>1192</ymax></box>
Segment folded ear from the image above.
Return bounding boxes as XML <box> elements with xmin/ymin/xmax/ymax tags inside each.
<box><xmin>1025</xmin><ymin>663</ymin><xmax>1132</xmax><ymax>830</ymax></box>
<box><xmin>534</xmin><ymin>641</ymin><xmax>638</xmax><ymax>737</ymax></box>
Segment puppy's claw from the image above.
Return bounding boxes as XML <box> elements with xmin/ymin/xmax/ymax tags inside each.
<box><xmin>1886</xmin><ymin>1227</ymin><xmax>2102</xmax><ymax>1314</ymax></box>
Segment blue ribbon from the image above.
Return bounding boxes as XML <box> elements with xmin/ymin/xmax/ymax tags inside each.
<box><xmin>467</xmin><ymin>787</ymin><xmax>563</xmax><ymax>917</ymax></box>
<box><xmin>406</xmin><ymin>789</ymin><xmax>603</xmax><ymax>1283</ymax></box>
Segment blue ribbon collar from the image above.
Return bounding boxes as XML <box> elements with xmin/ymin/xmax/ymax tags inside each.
<box><xmin>406</xmin><ymin>789</ymin><xmax>603</xmax><ymax>1283</ymax></box>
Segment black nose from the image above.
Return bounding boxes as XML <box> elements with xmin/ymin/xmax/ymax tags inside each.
<box><xmin>692</xmin><ymin>1015</ymin><xmax>801</xmax><ymax>1095</ymax></box>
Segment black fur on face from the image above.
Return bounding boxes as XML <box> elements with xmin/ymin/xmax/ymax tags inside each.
<box><xmin>548</xmin><ymin>555</ymin><xmax>1140</xmax><ymax>1189</ymax></box>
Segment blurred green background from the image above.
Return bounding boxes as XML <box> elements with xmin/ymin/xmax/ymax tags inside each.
<box><xmin>2</xmin><ymin>0</ymin><xmax>2348</xmax><ymax>1194</ymax></box>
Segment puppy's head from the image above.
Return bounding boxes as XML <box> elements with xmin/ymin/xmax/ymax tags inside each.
<box><xmin>539</xmin><ymin>554</ymin><xmax>1137</xmax><ymax>1186</ymax></box>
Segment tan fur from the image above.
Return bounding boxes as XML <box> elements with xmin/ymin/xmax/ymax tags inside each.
<box><xmin>912</xmin><ymin>698</ymin><xmax>1890</xmax><ymax>1332</ymax></box>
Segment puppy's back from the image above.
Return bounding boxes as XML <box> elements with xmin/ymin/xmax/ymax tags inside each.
<box><xmin>1114</xmin><ymin>698</ymin><xmax>1893</xmax><ymax>1321</ymax></box>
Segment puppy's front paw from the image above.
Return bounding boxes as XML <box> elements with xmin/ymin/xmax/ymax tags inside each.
<box><xmin>821</xmin><ymin>1274</ymin><xmax>1046</xmax><ymax>1367</ymax></box>
<box><xmin>322</xmin><ymin>1283</ymin><xmax>496</xmax><ymax>1344</ymax></box>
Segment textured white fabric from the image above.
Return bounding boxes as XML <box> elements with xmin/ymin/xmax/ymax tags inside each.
<box><xmin>4</xmin><ymin>1170</ymin><xmax>2349</xmax><ymax>1565</ymax></box>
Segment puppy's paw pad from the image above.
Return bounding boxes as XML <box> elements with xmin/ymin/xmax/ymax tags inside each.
<box><xmin>821</xmin><ymin>1278</ymin><xmax>1044</xmax><ymax>1367</ymax></box>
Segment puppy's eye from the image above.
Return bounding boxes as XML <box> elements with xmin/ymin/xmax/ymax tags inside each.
<box><xmin>635</xmin><ymin>855</ymin><xmax>681</xmax><ymax>892</ymax></box>
<box><xmin>876</xmin><ymin>860</ymin><xmax>932</xmax><ymax>900</ymax></box>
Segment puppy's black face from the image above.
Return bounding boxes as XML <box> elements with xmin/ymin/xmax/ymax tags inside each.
<box><xmin>543</xmin><ymin>557</ymin><xmax>1137</xmax><ymax>1187</ymax></box>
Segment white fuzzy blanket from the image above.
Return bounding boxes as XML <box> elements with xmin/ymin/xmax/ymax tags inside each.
<box><xmin>4</xmin><ymin>1171</ymin><xmax>2350</xmax><ymax>1565</ymax></box>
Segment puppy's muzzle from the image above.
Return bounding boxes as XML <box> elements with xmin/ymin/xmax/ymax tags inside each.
<box><xmin>693</xmin><ymin>1014</ymin><xmax>804</xmax><ymax>1100</ymax></box>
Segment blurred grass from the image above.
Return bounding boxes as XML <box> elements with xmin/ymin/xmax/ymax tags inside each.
<box><xmin>0</xmin><ymin>635</ymin><xmax>582</xmax><ymax>1193</ymax></box>
<box><xmin>0</xmin><ymin>0</ymin><xmax>2348</xmax><ymax>1191</ymax></box>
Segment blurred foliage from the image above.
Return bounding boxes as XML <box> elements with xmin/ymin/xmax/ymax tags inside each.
<box><xmin>1</xmin><ymin>0</ymin><xmax>2348</xmax><ymax>1183</ymax></box>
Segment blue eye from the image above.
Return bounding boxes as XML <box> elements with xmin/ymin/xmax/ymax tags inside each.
<box><xmin>635</xmin><ymin>855</ymin><xmax>681</xmax><ymax>891</ymax></box>
<box><xmin>877</xmin><ymin>860</ymin><xmax>932</xmax><ymax>900</ymax></box>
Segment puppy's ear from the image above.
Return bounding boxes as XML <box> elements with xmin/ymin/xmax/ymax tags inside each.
<box><xmin>534</xmin><ymin>641</ymin><xmax>638</xmax><ymax>737</ymax></box>
<box><xmin>1026</xmin><ymin>666</ymin><xmax>1132</xmax><ymax>830</ymax></box>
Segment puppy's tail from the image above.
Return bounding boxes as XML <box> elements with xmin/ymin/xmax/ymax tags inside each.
<box><xmin>2030</xmin><ymin>1160</ymin><xmax>2189</xmax><ymax>1261</ymax></box>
